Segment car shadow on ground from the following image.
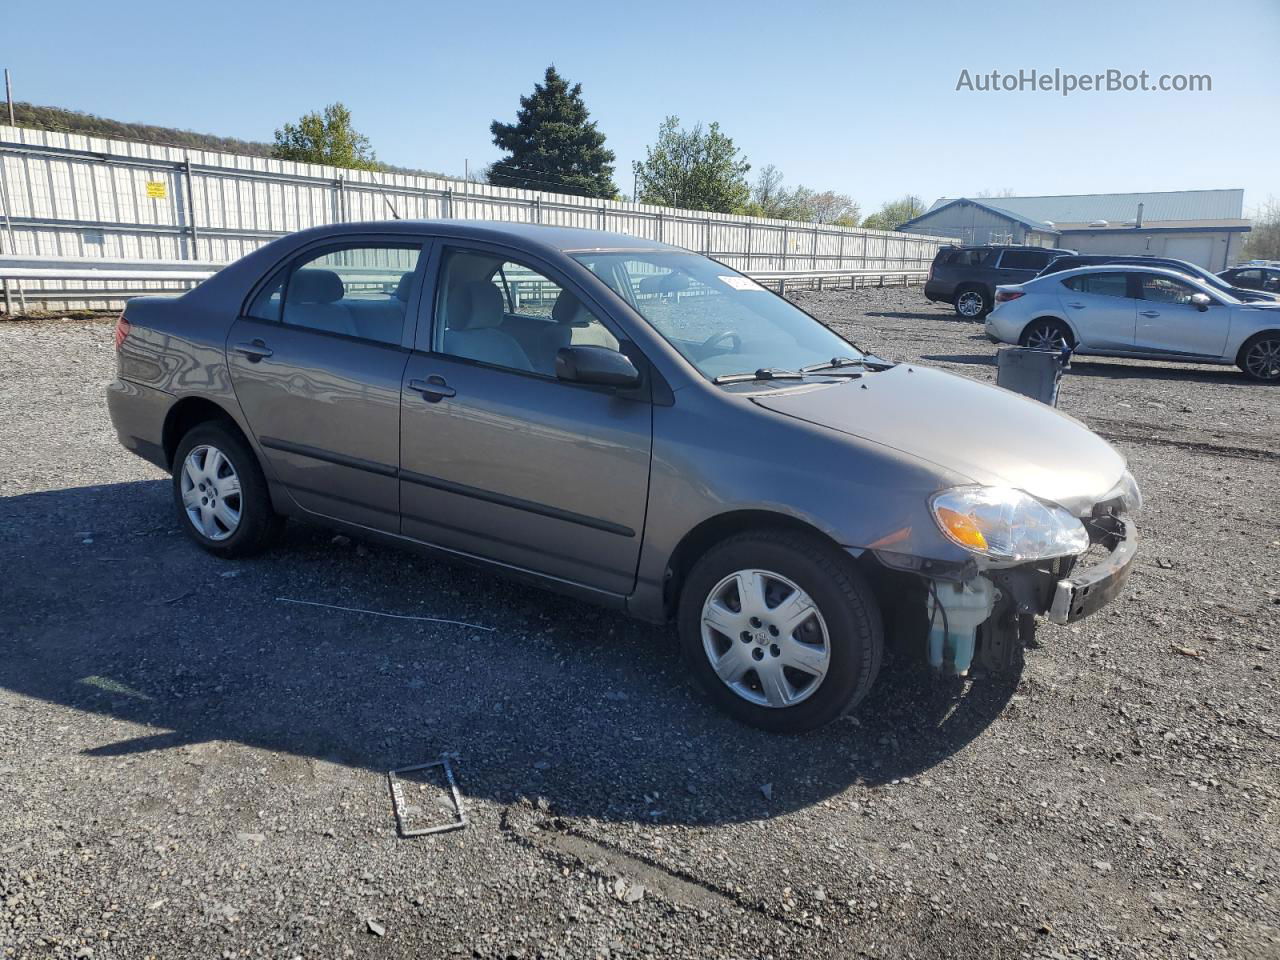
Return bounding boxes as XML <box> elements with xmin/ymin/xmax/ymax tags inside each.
<box><xmin>1</xmin><ymin>480</ymin><xmax>1019</xmax><ymax>827</ymax></box>
<box><xmin>864</xmin><ymin>310</ymin><xmax>975</xmax><ymax>325</ymax></box>
<box><xmin>921</xmin><ymin>352</ymin><xmax>1249</xmax><ymax>385</ymax></box>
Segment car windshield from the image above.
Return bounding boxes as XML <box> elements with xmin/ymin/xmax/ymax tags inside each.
<box><xmin>571</xmin><ymin>252</ymin><xmax>864</xmax><ymax>380</ymax></box>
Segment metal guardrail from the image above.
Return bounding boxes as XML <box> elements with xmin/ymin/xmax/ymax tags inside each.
<box><xmin>0</xmin><ymin>256</ymin><xmax>926</xmax><ymax>314</ymax></box>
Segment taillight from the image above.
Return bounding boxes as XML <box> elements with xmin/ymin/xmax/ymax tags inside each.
<box><xmin>995</xmin><ymin>289</ymin><xmax>1024</xmax><ymax>303</ymax></box>
<box><xmin>113</xmin><ymin>313</ymin><xmax>131</xmax><ymax>351</ymax></box>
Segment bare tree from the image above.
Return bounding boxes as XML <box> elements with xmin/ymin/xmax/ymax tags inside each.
<box><xmin>1242</xmin><ymin>196</ymin><xmax>1280</xmax><ymax>261</ymax></box>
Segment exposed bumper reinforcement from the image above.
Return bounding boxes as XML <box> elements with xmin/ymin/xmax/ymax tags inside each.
<box><xmin>1048</xmin><ymin>520</ymin><xmax>1138</xmax><ymax>625</ymax></box>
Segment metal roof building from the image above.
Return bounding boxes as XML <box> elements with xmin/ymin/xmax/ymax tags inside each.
<box><xmin>901</xmin><ymin>189</ymin><xmax>1252</xmax><ymax>269</ymax></box>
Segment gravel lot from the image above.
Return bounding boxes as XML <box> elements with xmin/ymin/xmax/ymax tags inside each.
<box><xmin>2</xmin><ymin>287</ymin><xmax>1277</xmax><ymax>960</ymax></box>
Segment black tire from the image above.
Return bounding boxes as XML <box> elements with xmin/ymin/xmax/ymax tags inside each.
<box><xmin>1019</xmin><ymin>318</ymin><xmax>1075</xmax><ymax>351</ymax></box>
<box><xmin>171</xmin><ymin>421</ymin><xmax>283</xmax><ymax>558</ymax></box>
<box><xmin>676</xmin><ymin>529</ymin><xmax>884</xmax><ymax>733</ymax></box>
<box><xmin>1237</xmin><ymin>331</ymin><xmax>1280</xmax><ymax>382</ymax></box>
<box><xmin>953</xmin><ymin>286</ymin><xmax>990</xmax><ymax>319</ymax></box>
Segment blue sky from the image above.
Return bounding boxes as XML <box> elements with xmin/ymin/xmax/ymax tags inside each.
<box><xmin>7</xmin><ymin>0</ymin><xmax>1278</xmax><ymax>214</ymax></box>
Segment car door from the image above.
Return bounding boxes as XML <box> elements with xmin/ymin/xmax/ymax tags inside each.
<box><xmin>1056</xmin><ymin>272</ymin><xmax>1137</xmax><ymax>350</ymax></box>
<box><xmin>398</xmin><ymin>242</ymin><xmax>653</xmax><ymax>597</ymax></box>
<box><xmin>226</xmin><ymin>238</ymin><xmax>426</xmax><ymax>531</ymax></box>
<box><xmin>1132</xmin><ymin>272</ymin><xmax>1230</xmax><ymax>358</ymax></box>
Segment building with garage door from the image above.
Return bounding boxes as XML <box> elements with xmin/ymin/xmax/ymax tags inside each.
<box><xmin>899</xmin><ymin>189</ymin><xmax>1251</xmax><ymax>270</ymax></box>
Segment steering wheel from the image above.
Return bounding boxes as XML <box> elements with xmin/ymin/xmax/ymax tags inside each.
<box><xmin>701</xmin><ymin>330</ymin><xmax>742</xmax><ymax>355</ymax></box>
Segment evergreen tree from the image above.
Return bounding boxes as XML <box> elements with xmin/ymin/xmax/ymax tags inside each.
<box><xmin>488</xmin><ymin>66</ymin><xmax>617</xmax><ymax>198</ymax></box>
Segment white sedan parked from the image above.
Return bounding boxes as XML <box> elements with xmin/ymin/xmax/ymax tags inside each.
<box><xmin>985</xmin><ymin>265</ymin><xmax>1280</xmax><ymax>381</ymax></box>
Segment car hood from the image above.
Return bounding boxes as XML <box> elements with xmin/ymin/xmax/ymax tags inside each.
<box><xmin>751</xmin><ymin>364</ymin><xmax>1126</xmax><ymax>514</ymax></box>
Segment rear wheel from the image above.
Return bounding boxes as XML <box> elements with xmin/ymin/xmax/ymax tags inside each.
<box><xmin>1238</xmin><ymin>332</ymin><xmax>1280</xmax><ymax>382</ymax></box>
<box><xmin>1020</xmin><ymin>318</ymin><xmax>1075</xmax><ymax>351</ymax></box>
<box><xmin>954</xmin><ymin>287</ymin><xmax>990</xmax><ymax>319</ymax></box>
<box><xmin>677</xmin><ymin>529</ymin><xmax>883</xmax><ymax>733</ymax></box>
<box><xmin>172</xmin><ymin>422</ymin><xmax>282</xmax><ymax>557</ymax></box>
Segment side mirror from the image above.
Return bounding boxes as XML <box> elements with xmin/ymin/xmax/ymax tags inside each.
<box><xmin>1190</xmin><ymin>292</ymin><xmax>1212</xmax><ymax>312</ymax></box>
<box><xmin>556</xmin><ymin>345</ymin><xmax>641</xmax><ymax>388</ymax></box>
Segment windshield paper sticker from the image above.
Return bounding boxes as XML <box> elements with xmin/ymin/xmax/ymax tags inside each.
<box><xmin>719</xmin><ymin>275</ymin><xmax>764</xmax><ymax>291</ymax></box>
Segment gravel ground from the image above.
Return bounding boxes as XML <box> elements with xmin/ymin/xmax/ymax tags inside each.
<box><xmin>1</xmin><ymin>288</ymin><xmax>1277</xmax><ymax>960</ymax></box>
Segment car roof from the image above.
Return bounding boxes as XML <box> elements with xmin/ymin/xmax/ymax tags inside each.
<box><xmin>946</xmin><ymin>244</ymin><xmax>1074</xmax><ymax>252</ymax></box>
<box><xmin>1041</xmin><ymin>264</ymin><xmax>1216</xmax><ymax>282</ymax></box>
<box><xmin>287</xmin><ymin>219</ymin><xmax>682</xmax><ymax>256</ymax></box>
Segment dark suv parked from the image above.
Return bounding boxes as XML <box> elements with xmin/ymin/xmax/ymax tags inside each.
<box><xmin>1039</xmin><ymin>254</ymin><xmax>1279</xmax><ymax>303</ymax></box>
<box><xmin>925</xmin><ymin>245</ymin><xmax>1075</xmax><ymax>318</ymax></box>
<box><xmin>1219</xmin><ymin>265</ymin><xmax>1280</xmax><ymax>295</ymax></box>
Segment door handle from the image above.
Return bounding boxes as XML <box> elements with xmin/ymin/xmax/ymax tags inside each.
<box><xmin>1066</xmin><ymin>302</ymin><xmax>1086</xmax><ymax>309</ymax></box>
<box><xmin>1139</xmin><ymin>310</ymin><xmax>1160</xmax><ymax>318</ymax></box>
<box><xmin>233</xmin><ymin>339</ymin><xmax>273</xmax><ymax>361</ymax></box>
<box><xmin>408</xmin><ymin>376</ymin><xmax>456</xmax><ymax>402</ymax></box>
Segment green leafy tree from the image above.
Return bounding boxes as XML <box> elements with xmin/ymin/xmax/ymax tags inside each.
<box><xmin>272</xmin><ymin>103</ymin><xmax>379</xmax><ymax>170</ymax></box>
<box><xmin>862</xmin><ymin>194</ymin><xmax>925</xmax><ymax>231</ymax></box>
<box><xmin>488</xmin><ymin>66</ymin><xmax>617</xmax><ymax>198</ymax></box>
<box><xmin>633</xmin><ymin>116</ymin><xmax>750</xmax><ymax>213</ymax></box>
<box><xmin>1242</xmin><ymin>197</ymin><xmax>1280</xmax><ymax>261</ymax></box>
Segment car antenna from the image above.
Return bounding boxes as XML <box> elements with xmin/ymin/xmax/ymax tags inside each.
<box><xmin>382</xmin><ymin>195</ymin><xmax>402</xmax><ymax>220</ymax></box>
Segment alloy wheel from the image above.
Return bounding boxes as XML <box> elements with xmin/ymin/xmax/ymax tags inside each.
<box><xmin>956</xmin><ymin>291</ymin><xmax>984</xmax><ymax>318</ymax></box>
<box><xmin>1026</xmin><ymin>323</ymin><xmax>1070</xmax><ymax>351</ymax></box>
<box><xmin>1244</xmin><ymin>338</ymin><xmax>1280</xmax><ymax>381</ymax></box>
<box><xmin>700</xmin><ymin>569</ymin><xmax>831</xmax><ymax>708</ymax></box>
<box><xmin>180</xmin><ymin>444</ymin><xmax>243</xmax><ymax>541</ymax></box>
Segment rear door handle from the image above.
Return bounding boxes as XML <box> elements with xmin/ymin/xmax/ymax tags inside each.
<box><xmin>1066</xmin><ymin>302</ymin><xmax>1086</xmax><ymax>309</ymax></box>
<box><xmin>233</xmin><ymin>339</ymin><xmax>273</xmax><ymax>361</ymax></box>
<box><xmin>1139</xmin><ymin>310</ymin><xmax>1160</xmax><ymax>318</ymax></box>
<box><xmin>408</xmin><ymin>376</ymin><xmax>456</xmax><ymax>402</ymax></box>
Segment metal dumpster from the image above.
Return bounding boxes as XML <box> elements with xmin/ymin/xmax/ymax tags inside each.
<box><xmin>996</xmin><ymin>346</ymin><xmax>1071</xmax><ymax>406</ymax></box>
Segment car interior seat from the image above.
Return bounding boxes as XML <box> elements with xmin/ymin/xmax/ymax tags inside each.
<box><xmin>443</xmin><ymin>280</ymin><xmax>533</xmax><ymax>372</ymax></box>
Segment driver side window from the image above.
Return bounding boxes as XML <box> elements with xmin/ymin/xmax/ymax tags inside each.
<box><xmin>434</xmin><ymin>249</ymin><xmax>618</xmax><ymax>377</ymax></box>
<box><xmin>1139</xmin><ymin>274</ymin><xmax>1198</xmax><ymax>305</ymax></box>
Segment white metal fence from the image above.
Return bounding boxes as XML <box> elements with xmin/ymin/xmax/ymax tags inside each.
<box><xmin>0</xmin><ymin>123</ymin><xmax>952</xmax><ymax>311</ymax></box>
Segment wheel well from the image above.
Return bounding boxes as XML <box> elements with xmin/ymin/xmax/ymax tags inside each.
<box><xmin>662</xmin><ymin>510</ymin><xmax>848</xmax><ymax>618</ymax></box>
<box><xmin>161</xmin><ymin>397</ymin><xmax>243</xmax><ymax>468</ymax></box>
<box><xmin>1236</xmin><ymin>329</ymin><xmax>1280</xmax><ymax>367</ymax></box>
<box><xmin>954</xmin><ymin>283</ymin><xmax>988</xmax><ymax>301</ymax></box>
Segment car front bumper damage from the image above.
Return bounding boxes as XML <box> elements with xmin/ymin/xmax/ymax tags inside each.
<box><xmin>881</xmin><ymin>514</ymin><xmax>1138</xmax><ymax>676</ymax></box>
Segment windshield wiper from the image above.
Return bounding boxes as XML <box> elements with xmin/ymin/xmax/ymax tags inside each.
<box><xmin>713</xmin><ymin>367</ymin><xmax>805</xmax><ymax>384</ymax></box>
<box><xmin>800</xmin><ymin>356</ymin><xmax>866</xmax><ymax>374</ymax></box>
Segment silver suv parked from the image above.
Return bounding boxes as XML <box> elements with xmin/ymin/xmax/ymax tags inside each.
<box><xmin>108</xmin><ymin>221</ymin><xmax>1140</xmax><ymax>732</ymax></box>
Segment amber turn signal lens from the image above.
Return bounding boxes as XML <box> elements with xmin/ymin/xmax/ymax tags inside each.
<box><xmin>935</xmin><ymin>506</ymin><xmax>988</xmax><ymax>551</ymax></box>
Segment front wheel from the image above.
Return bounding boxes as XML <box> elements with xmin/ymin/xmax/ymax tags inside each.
<box><xmin>677</xmin><ymin>529</ymin><xmax>883</xmax><ymax>733</ymax></box>
<box><xmin>172</xmin><ymin>422</ymin><xmax>282</xmax><ymax>558</ymax></box>
<box><xmin>1238</xmin><ymin>332</ymin><xmax>1280</xmax><ymax>382</ymax></box>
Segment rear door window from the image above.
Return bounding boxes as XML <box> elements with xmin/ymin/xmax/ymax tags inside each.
<box><xmin>1062</xmin><ymin>273</ymin><xmax>1131</xmax><ymax>298</ymax></box>
<box><xmin>280</xmin><ymin>243</ymin><xmax>422</xmax><ymax>344</ymax></box>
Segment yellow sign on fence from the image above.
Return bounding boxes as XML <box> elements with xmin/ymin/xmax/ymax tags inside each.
<box><xmin>145</xmin><ymin>181</ymin><xmax>167</xmax><ymax>199</ymax></box>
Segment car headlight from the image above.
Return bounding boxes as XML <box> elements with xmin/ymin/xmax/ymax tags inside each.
<box><xmin>930</xmin><ymin>486</ymin><xmax>1088</xmax><ymax>562</ymax></box>
<box><xmin>1103</xmin><ymin>470</ymin><xmax>1143</xmax><ymax>515</ymax></box>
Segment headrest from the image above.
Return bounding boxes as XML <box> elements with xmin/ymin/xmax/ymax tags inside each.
<box><xmin>451</xmin><ymin>281</ymin><xmax>505</xmax><ymax>330</ymax></box>
<box><xmin>394</xmin><ymin>271</ymin><xmax>415</xmax><ymax>301</ymax></box>
<box><xmin>551</xmin><ymin>291</ymin><xmax>589</xmax><ymax>326</ymax></box>
<box><xmin>288</xmin><ymin>268</ymin><xmax>344</xmax><ymax>304</ymax></box>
